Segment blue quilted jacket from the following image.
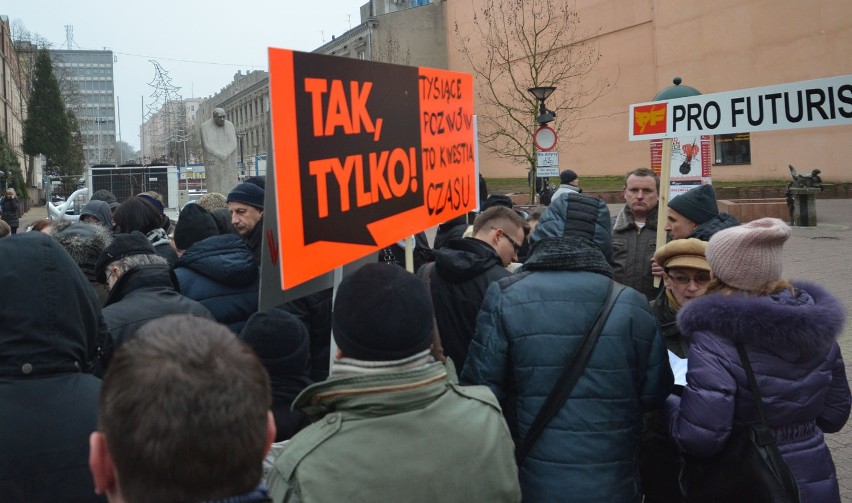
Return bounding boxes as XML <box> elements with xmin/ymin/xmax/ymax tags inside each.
<box><xmin>174</xmin><ymin>234</ymin><xmax>259</xmax><ymax>333</ymax></box>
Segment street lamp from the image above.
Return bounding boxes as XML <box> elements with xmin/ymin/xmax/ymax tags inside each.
<box><xmin>529</xmin><ymin>86</ymin><xmax>556</xmax><ymax>124</ymax></box>
<box><xmin>236</xmin><ymin>131</ymin><xmax>246</xmax><ymax>177</ymax></box>
<box><xmin>527</xmin><ymin>86</ymin><xmax>557</xmax><ymax>204</ymax></box>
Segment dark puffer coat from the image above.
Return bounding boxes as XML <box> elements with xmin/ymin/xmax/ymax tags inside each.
<box><xmin>463</xmin><ymin>193</ymin><xmax>673</xmax><ymax>503</ymax></box>
<box><xmin>174</xmin><ymin>234</ymin><xmax>259</xmax><ymax>333</ymax></box>
<box><xmin>0</xmin><ymin>232</ymin><xmax>109</xmax><ymax>502</ymax></box>
<box><xmin>689</xmin><ymin>212</ymin><xmax>740</xmax><ymax>241</ymax></box>
<box><xmin>0</xmin><ymin>195</ymin><xmax>20</xmax><ymax>228</ymax></box>
<box><xmin>665</xmin><ymin>282</ymin><xmax>851</xmax><ymax>503</ymax></box>
<box><xmin>102</xmin><ymin>263</ymin><xmax>214</xmax><ymax>348</ymax></box>
<box><xmin>422</xmin><ymin>237</ymin><xmax>510</xmax><ymax>374</ymax></box>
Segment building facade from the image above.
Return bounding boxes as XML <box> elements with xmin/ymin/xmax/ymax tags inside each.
<box><xmin>315</xmin><ymin>0</ymin><xmax>446</xmax><ymax>68</ymax></box>
<box><xmin>49</xmin><ymin>48</ymin><xmax>116</xmax><ymax>167</ymax></box>
<box><xmin>445</xmin><ymin>0</ymin><xmax>852</xmax><ymax>181</ymax></box>
<box><xmin>140</xmin><ymin>97</ymin><xmax>203</xmax><ymax>165</ymax></box>
<box><xmin>0</xmin><ymin>16</ymin><xmax>31</xmax><ymax>193</ymax></box>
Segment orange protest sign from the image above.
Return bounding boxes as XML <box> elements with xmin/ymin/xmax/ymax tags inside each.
<box><xmin>268</xmin><ymin>48</ymin><xmax>476</xmax><ymax>289</ymax></box>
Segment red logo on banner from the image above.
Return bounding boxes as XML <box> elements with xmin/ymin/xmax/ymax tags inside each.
<box><xmin>633</xmin><ymin>104</ymin><xmax>667</xmax><ymax>136</ymax></box>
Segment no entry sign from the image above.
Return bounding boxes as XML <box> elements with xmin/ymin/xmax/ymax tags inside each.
<box><xmin>268</xmin><ymin>49</ymin><xmax>476</xmax><ymax>289</ymax></box>
<box><xmin>629</xmin><ymin>74</ymin><xmax>852</xmax><ymax>141</ymax></box>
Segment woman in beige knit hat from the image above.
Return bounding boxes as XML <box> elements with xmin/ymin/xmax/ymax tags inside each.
<box><xmin>664</xmin><ymin>218</ymin><xmax>851</xmax><ymax>502</ymax></box>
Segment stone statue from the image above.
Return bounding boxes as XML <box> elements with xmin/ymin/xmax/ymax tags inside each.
<box><xmin>200</xmin><ymin>108</ymin><xmax>239</xmax><ymax>195</ymax></box>
<box><xmin>788</xmin><ymin>164</ymin><xmax>823</xmax><ymax>189</ymax></box>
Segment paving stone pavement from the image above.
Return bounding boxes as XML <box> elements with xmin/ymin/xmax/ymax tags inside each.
<box><xmin>20</xmin><ymin>202</ymin><xmax>852</xmax><ymax>499</ymax></box>
<box><xmin>780</xmin><ymin>200</ymin><xmax>852</xmax><ymax>502</ymax></box>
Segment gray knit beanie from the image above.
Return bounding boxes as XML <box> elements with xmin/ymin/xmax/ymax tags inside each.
<box><xmin>668</xmin><ymin>184</ymin><xmax>719</xmax><ymax>225</ymax></box>
<box><xmin>706</xmin><ymin>217</ymin><xmax>791</xmax><ymax>292</ymax></box>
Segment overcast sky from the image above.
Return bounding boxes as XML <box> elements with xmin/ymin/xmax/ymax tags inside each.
<box><xmin>3</xmin><ymin>0</ymin><xmax>364</xmax><ymax>150</ymax></box>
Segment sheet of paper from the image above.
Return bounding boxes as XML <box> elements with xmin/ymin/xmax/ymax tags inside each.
<box><xmin>668</xmin><ymin>350</ymin><xmax>688</xmax><ymax>386</ymax></box>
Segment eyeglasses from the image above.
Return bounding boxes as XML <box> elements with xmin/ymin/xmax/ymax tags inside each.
<box><xmin>491</xmin><ymin>226</ymin><xmax>522</xmax><ymax>253</ymax></box>
<box><xmin>668</xmin><ymin>272</ymin><xmax>711</xmax><ymax>286</ymax></box>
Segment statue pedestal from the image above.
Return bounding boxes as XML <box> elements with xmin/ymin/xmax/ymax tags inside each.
<box><xmin>788</xmin><ymin>187</ymin><xmax>820</xmax><ymax>226</ymax></box>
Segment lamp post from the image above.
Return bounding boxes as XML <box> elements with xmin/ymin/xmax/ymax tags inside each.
<box><xmin>236</xmin><ymin>131</ymin><xmax>246</xmax><ymax>177</ymax></box>
<box><xmin>528</xmin><ymin>86</ymin><xmax>556</xmax><ymax>205</ymax></box>
<box><xmin>253</xmin><ymin>143</ymin><xmax>259</xmax><ymax>176</ymax></box>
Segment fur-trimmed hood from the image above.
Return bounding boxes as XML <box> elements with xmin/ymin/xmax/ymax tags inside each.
<box><xmin>678</xmin><ymin>281</ymin><xmax>845</xmax><ymax>356</ymax></box>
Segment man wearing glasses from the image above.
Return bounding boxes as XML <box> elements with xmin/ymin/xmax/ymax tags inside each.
<box><xmin>420</xmin><ymin>206</ymin><xmax>529</xmax><ymax>375</ymax></box>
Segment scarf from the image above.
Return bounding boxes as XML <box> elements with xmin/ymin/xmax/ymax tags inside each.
<box><xmin>666</xmin><ymin>287</ymin><xmax>682</xmax><ymax>312</ymax></box>
<box><xmin>146</xmin><ymin>227</ymin><xmax>171</xmax><ymax>248</ymax></box>
<box><xmin>329</xmin><ymin>349</ymin><xmax>435</xmax><ymax>379</ymax></box>
<box><xmin>523</xmin><ymin>235</ymin><xmax>613</xmax><ymax>277</ymax></box>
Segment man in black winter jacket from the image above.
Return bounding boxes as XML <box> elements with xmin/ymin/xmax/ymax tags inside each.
<box><xmin>420</xmin><ymin>206</ymin><xmax>529</xmax><ymax>374</ymax></box>
<box><xmin>0</xmin><ymin>232</ymin><xmax>110</xmax><ymax>502</ymax></box>
<box><xmin>95</xmin><ymin>232</ymin><xmax>214</xmax><ymax>348</ymax></box>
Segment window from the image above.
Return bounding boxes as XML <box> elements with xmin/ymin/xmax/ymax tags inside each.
<box><xmin>714</xmin><ymin>133</ymin><xmax>751</xmax><ymax>165</ymax></box>
<box><xmin>358</xmin><ymin>50</ymin><xmax>366</xmax><ymax>60</ymax></box>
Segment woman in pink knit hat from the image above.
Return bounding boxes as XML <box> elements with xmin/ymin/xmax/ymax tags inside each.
<box><xmin>663</xmin><ymin>217</ymin><xmax>850</xmax><ymax>502</ymax></box>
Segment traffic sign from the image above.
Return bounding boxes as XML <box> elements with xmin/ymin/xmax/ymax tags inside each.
<box><xmin>537</xmin><ymin>167</ymin><xmax>559</xmax><ymax>177</ymax></box>
<box><xmin>537</xmin><ymin>151</ymin><xmax>559</xmax><ymax>167</ymax></box>
<box><xmin>534</xmin><ymin>125</ymin><xmax>557</xmax><ymax>151</ymax></box>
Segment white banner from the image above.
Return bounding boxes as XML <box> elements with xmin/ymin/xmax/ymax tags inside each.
<box><xmin>629</xmin><ymin>74</ymin><xmax>852</xmax><ymax>141</ymax></box>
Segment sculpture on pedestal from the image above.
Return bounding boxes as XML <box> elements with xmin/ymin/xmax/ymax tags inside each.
<box><xmin>200</xmin><ymin>108</ymin><xmax>239</xmax><ymax>195</ymax></box>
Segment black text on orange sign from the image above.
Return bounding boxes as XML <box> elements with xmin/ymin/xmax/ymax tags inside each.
<box><xmin>309</xmin><ymin>148</ymin><xmax>419</xmax><ymax>218</ymax></box>
<box><xmin>304</xmin><ymin>78</ymin><xmax>384</xmax><ymax>140</ymax></box>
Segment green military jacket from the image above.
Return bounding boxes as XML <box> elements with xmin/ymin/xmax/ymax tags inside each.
<box><xmin>267</xmin><ymin>361</ymin><xmax>521</xmax><ymax>503</ymax></box>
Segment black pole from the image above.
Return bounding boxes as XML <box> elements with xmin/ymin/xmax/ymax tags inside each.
<box><xmin>238</xmin><ymin>133</ymin><xmax>245</xmax><ymax>176</ymax></box>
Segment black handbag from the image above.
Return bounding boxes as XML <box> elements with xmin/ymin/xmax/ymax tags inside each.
<box><xmin>679</xmin><ymin>343</ymin><xmax>800</xmax><ymax>503</ymax></box>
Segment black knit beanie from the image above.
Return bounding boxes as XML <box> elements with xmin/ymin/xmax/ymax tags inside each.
<box><xmin>333</xmin><ymin>263</ymin><xmax>434</xmax><ymax>361</ymax></box>
<box><xmin>668</xmin><ymin>184</ymin><xmax>719</xmax><ymax>225</ymax></box>
<box><xmin>174</xmin><ymin>203</ymin><xmax>219</xmax><ymax>250</ymax></box>
<box><xmin>227</xmin><ymin>182</ymin><xmax>265</xmax><ymax>210</ymax></box>
<box><xmin>560</xmin><ymin>169</ymin><xmax>578</xmax><ymax>185</ymax></box>
<box><xmin>240</xmin><ymin>309</ymin><xmax>310</xmax><ymax>377</ymax></box>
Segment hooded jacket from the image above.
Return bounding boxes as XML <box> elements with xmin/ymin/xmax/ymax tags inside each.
<box><xmin>462</xmin><ymin>193</ymin><xmax>672</xmax><ymax>503</ymax></box>
<box><xmin>102</xmin><ymin>263</ymin><xmax>214</xmax><ymax>348</ymax></box>
<box><xmin>665</xmin><ymin>282</ymin><xmax>850</xmax><ymax>503</ymax></box>
<box><xmin>422</xmin><ymin>237</ymin><xmax>510</xmax><ymax>374</ymax></box>
<box><xmin>174</xmin><ymin>234</ymin><xmax>259</xmax><ymax>333</ymax></box>
<box><xmin>80</xmin><ymin>199</ymin><xmax>114</xmax><ymax>229</ymax></box>
<box><xmin>0</xmin><ymin>233</ymin><xmax>110</xmax><ymax>502</ymax></box>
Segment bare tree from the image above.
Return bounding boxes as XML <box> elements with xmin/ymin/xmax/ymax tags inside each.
<box><xmin>455</xmin><ymin>0</ymin><xmax>612</xmax><ymax>201</ymax></box>
<box><xmin>145</xmin><ymin>61</ymin><xmax>189</xmax><ymax>165</ymax></box>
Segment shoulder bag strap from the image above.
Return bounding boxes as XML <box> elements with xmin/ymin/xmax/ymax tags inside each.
<box><xmin>515</xmin><ymin>280</ymin><xmax>625</xmax><ymax>464</ymax></box>
<box><xmin>736</xmin><ymin>343</ymin><xmax>801</xmax><ymax>501</ymax></box>
<box><xmin>736</xmin><ymin>343</ymin><xmax>771</xmax><ymax>427</ymax></box>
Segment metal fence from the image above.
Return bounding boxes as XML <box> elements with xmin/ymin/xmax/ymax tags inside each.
<box><xmin>90</xmin><ymin>166</ymin><xmax>174</xmax><ymax>208</ymax></box>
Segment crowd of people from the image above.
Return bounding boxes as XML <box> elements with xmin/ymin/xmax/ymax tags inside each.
<box><xmin>0</xmin><ymin>169</ymin><xmax>849</xmax><ymax>503</ymax></box>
